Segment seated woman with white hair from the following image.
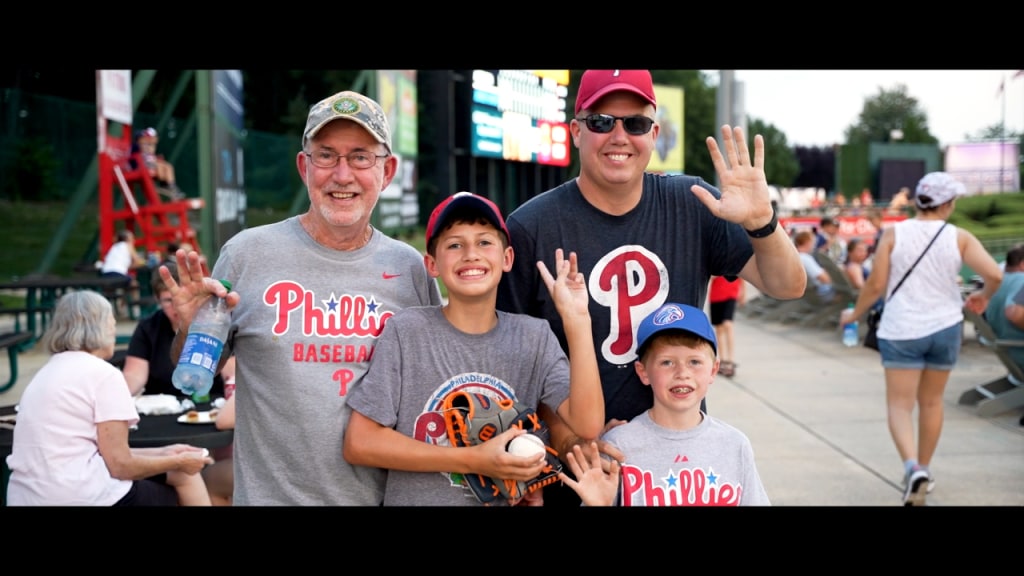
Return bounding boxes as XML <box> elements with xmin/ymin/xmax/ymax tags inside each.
<box><xmin>5</xmin><ymin>290</ymin><xmax>213</xmax><ymax>506</ymax></box>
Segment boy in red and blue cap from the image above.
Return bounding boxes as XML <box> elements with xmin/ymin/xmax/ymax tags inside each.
<box><xmin>344</xmin><ymin>192</ymin><xmax>604</xmax><ymax>506</ymax></box>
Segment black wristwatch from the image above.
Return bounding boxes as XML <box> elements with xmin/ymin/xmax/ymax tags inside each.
<box><xmin>745</xmin><ymin>206</ymin><xmax>778</xmax><ymax>238</ymax></box>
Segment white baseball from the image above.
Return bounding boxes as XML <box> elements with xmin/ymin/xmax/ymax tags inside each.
<box><xmin>507</xmin><ymin>434</ymin><xmax>546</xmax><ymax>459</ymax></box>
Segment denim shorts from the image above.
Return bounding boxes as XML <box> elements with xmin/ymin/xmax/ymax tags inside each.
<box><xmin>879</xmin><ymin>322</ymin><xmax>962</xmax><ymax>371</ymax></box>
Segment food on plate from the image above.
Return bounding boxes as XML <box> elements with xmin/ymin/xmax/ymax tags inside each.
<box><xmin>186</xmin><ymin>410</ymin><xmax>200</xmax><ymax>422</ymax></box>
<box><xmin>208</xmin><ymin>409</ymin><xmax>219</xmax><ymax>420</ymax></box>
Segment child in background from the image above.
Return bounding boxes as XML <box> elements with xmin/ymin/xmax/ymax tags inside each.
<box><xmin>343</xmin><ymin>192</ymin><xmax>604</xmax><ymax>506</ymax></box>
<box><xmin>559</xmin><ymin>302</ymin><xmax>770</xmax><ymax>506</ymax></box>
<box><xmin>100</xmin><ymin>229</ymin><xmax>146</xmax><ymax>285</ymax></box>
<box><xmin>130</xmin><ymin>127</ymin><xmax>181</xmax><ymax>199</ymax></box>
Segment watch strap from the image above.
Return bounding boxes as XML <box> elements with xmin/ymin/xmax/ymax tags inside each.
<box><xmin>745</xmin><ymin>206</ymin><xmax>778</xmax><ymax>239</ymax></box>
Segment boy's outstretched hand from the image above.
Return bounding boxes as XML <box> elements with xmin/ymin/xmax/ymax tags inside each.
<box><xmin>558</xmin><ymin>442</ymin><xmax>620</xmax><ymax>507</ymax></box>
<box><xmin>538</xmin><ymin>248</ymin><xmax>589</xmax><ymax>322</ymax></box>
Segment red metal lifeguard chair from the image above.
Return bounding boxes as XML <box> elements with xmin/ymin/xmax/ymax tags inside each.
<box><xmin>97</xmin><ymin>123</ymin><xmax>204</xmax><ymax>263</ymax></box>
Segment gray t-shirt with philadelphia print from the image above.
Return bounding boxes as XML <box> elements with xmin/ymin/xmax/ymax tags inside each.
<box><xmin>347</xmin><ymin>306</ymin><xmax>571</xmax><ymax>506</ymax></box>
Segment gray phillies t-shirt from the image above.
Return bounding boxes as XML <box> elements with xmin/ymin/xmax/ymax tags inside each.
<box><xmin>603</xmin><ymin>410</ymin><xmax>771</xmax><ymax>506</ymax></box>
<box><xmin>213</xmin><ymin>217</ymin><xmax>441</xmax><ymax>505</ymax></box>
<box><xmin>347</xmin><ymin>306</ymin><xmax>571</xmax><ymax>506</ymax></box>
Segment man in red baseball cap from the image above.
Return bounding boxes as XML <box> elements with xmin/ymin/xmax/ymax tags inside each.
<box><xmin>496</xmin><ymin>69</ymin><xmax>806</xmax><ymax>506</ymax></box>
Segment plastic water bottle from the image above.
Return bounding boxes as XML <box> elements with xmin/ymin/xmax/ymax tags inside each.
<box><xmin>842</xmin><ymin>303</ymin><xmax>859</xmax><ymax>347</ymax></box>
<box><xmin>172</xmin><ymin>280</ymin><xmax>232</xmax><ymax>397</ymax></box>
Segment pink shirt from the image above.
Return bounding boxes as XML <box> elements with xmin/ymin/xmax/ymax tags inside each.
<box><xmin>6</xmin><ymin>351</ymin><xmax>139</xmax><ymax>506</ymax></box>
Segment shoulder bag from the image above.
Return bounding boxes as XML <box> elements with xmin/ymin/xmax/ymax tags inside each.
<box><xmin>864</xmin><ymin>222</ymin><xmax>948</xmax><ymax>351</ymax></box>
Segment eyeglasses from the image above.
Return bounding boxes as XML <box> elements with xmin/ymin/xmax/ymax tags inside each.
<box><xmin>304</xmin><ymin>149</ymin><xmax>389</xmax><ymax>170</ymax></box>
<box><xmin>576</xmin><ymin>114</ymin><xmax>655</xmax><ymax>135</ymax></box>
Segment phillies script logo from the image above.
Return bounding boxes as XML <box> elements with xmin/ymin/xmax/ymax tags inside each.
<box><xmin>620</xmin><ymin>464</ymin><xmax>742</xmax><ymax>506</ymax></box>
<box><xmin>265</xmin><ymin>281</ymin><xmax>394</xmax><ymax>397</ymax></box>
<box><xmin>589</xmin><ymin>245</ymin><xmax>669</xmax><ymax>365</ymax></box>
<box><xmin>264</xmin><ymin>281</ymin><xmax>393</xmax><ymax>337</ymax></box>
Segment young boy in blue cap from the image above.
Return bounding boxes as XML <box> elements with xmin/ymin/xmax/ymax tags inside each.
<box><xmin>560</xmin><ymin>302</ymin><xmax>770</xmax><ymax>506</ymax></box>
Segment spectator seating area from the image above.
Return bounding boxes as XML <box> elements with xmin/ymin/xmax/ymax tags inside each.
<box><xmin>958</xmin><ymin>308</ymin><xmax>1024</xmax><ymax>417</ymax></box>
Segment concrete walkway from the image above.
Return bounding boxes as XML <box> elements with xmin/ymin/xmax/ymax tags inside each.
<box><xmin>708</xmin><ymin>306</ymin><xmax>1024</xmax><ymax>506</ymax></box>
<box><xmin>2</xmin><ymin>307</ymin><xmax>1022</xmax><ymax>506</ymax></box>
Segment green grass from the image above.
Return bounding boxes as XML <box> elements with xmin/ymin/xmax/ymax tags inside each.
<box><xmin>0</xmin><ymin>200</ymin><xmax>101</xmax><ymax>280</ymax></box>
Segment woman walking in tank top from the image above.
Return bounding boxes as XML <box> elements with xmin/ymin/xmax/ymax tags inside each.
<box><xmin>841</xmin><ymin>172</ymin><xmax>1003</xmax><ymax>506</ymax></box>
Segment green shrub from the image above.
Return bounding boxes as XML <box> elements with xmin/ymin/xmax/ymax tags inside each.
<box><xmin>2</xmin><ymin>138</ymin><xmax>61</xmax><ymax>202</ymax></box>
<box><xmin>983</xmin><ymin>213</ymin><xmax>1024</xmax><ymax>228</ymax></box>
<box><xmin>991</xmin><ymin>193</ymin><xmax>1024</xmax><ymax>214</ymax></box>
<box><xmin>951</xmin><ymin>193</ymin><xmax>1024</xmax><ymax>247</ymax></box>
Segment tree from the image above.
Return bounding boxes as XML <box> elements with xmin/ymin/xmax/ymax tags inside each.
<box><xmin>844</xmin><ymin>84</ymin><xmax>938</xmax><ymax>145</ymax></box>
<box><xmin>747</xmin><ymin>117</ymin><xmax>800</xmax><ymax>186</ymax></box>
<box><xmin>971</xmin><ymin>123</ymin><xmax>1022</xmax><ymax>141</ymax></box>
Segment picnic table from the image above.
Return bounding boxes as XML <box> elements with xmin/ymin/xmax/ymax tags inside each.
<box><xmin>0</xmin><ymin>273</ymin><xmax>133</xmax><ymax>347</ymax></box>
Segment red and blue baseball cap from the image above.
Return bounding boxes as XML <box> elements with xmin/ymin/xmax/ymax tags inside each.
<box><xmin>426</xmin><ymin>192</ymin><xmax>510</xmax><ymax>246</ymax></box>
<box><xmin>575</xmin><ymin>70</ymin><xmax>657</xmax><ymax>116</ymax></box>
<box><xmin>636</xmin><ymin>302</ymin><xmax>718</xmax><ymax>357</ymax></box>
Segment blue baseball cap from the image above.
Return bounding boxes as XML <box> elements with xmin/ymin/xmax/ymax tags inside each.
<box><xmin>635</xmin><ymin>303</ymin><xmax>717</xmax><ymax>357</ymax></box>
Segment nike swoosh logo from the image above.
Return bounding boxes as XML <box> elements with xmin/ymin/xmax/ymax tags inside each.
<box><xmin>382</xmin><ymin>272</ymin><xmax>402</xmax><ymax>279</ymax></box>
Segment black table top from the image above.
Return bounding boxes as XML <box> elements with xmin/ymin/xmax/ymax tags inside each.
<box><xmin>0</xmin><ymin>404</ymin><xmax>233</xmax><ymax>459</ymax></box>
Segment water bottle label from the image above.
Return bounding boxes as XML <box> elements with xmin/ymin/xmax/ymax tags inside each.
<box><xmin>177</xmin><ymin>332</ymin><xmax>224</xmax><ymax>377</ymax></box>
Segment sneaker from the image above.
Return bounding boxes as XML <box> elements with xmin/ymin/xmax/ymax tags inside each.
<box><xmin>901</xmin><ymin>471</ymin><xmax>936</xmax><ymax>494</ymax></box>
<box><xmin>903</xmin><ymin>466</ymin><xmax>929</xmax><ymax>506</ymax></box>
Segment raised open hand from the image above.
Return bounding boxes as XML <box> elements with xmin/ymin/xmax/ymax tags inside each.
<box><xmin>690</xmin><ymin>124</ymin><xmax>774</xmax><ymax>231</ymax></box>
<box><xmin>158</xmin><ymin>248</ymin><xmax>238</xmax><ymax>330</ymax></box>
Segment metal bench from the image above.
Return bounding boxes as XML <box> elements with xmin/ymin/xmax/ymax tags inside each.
<box><xmin>959</xmin><ymin>309</ymin><xmax>1024</xmax><ymax>417</ymax></box>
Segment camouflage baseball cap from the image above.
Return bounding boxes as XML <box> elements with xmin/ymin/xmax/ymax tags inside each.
<box><xmin>302</xmin><ymin>91</ymin><xmax>391</xmax><ymax>153</ymax></box>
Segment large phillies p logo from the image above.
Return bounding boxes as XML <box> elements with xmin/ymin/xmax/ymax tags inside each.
<box><xmin>589</xmin><ymin>245</ymin><xmax>669</xmax><ymax>365</ymax></box>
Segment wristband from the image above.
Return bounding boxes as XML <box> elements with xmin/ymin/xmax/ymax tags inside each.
<box><xmin>745</xmin><ymin>206</ymin><xmax>778</xmax><ymax>238</ymax></box>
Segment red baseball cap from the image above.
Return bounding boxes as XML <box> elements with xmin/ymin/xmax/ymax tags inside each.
<box><xmin>575</xmin><ymin>70</ymin><xmax>657</xmax><ymax>116</ymax></box>
<box><xmin>426</xmin><ymin>192</ymin><xmax>510</xmax><ymax>246</ymax></box>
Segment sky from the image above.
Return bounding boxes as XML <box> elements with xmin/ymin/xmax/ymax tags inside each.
<box><xmin>704</xmin><ymin>70</ymin><xmax>1024</xmax><ymax>149</ymax></box>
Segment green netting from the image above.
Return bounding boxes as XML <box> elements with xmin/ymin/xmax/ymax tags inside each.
<box><xmin>0</xmin><ymin>89</ymin><xmax>298</xmax><ymax>209</ymax></box>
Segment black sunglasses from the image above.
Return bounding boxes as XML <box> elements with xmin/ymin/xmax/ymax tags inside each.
<box><xmin>576</xmin><ymin>114</ymin><xmax>655</xmax><ymax>135</ymax></box>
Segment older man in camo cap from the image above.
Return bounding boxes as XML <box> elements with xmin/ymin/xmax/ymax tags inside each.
<box><xmin>161</xmin><ymin>88</ymin><xmax>441</xmax><ymax>505</ymax></box>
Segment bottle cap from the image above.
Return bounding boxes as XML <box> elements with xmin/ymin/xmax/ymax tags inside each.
<box><xmin>219</xmin><ymin>279</ymin><xmax>233</xmax><ymax>291</ymax></box>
